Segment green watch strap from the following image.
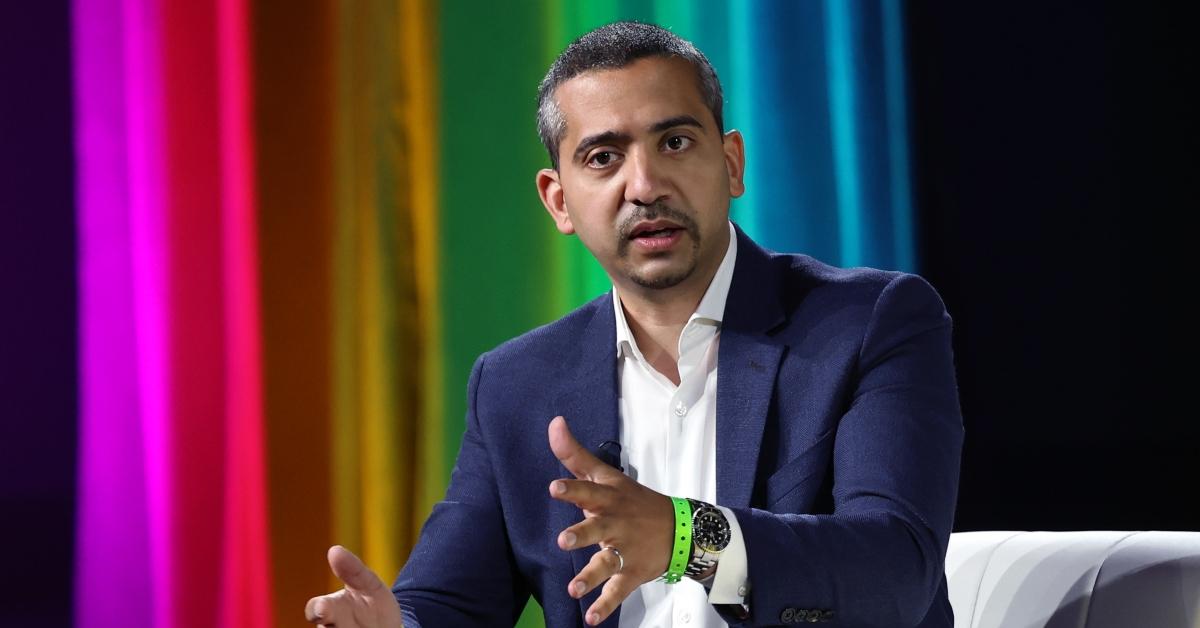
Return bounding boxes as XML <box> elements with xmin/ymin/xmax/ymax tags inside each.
<box><xmin>661</xmin><ymin>496</ymin><xmax>692</xmax><ymax>584</ymax></box>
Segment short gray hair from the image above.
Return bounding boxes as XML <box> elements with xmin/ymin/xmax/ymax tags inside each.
<box><xmin>536</xmin><ymin>21</ymin><xmax>725</xmax><ymax>170</ymax></box>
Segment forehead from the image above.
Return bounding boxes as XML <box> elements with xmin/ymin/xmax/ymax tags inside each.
<box><xmin>553</xmin><ymin>56</ymin><xmax>712</xmax><ymax>139</ymax></box>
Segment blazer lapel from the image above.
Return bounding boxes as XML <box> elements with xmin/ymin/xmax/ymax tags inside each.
<box><xmin>716</xmin><ymin>226</ymin><xmax>787</xmax><ymax>508</ymax></box>
<box><xmin>551</xmin><ymin>292</ymin><xmax>620</xmax><ymax>473</ymax></box>
<box><xmin>551</xmin><ymin>293</ymin><xmax>622</xmax><ymax>627</ymax></box>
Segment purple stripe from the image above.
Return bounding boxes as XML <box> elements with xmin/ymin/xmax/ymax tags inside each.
<box><xmin>72</xmin><ymin>0</ymin><xmax>167</xmax><ymax>625</ymax></box>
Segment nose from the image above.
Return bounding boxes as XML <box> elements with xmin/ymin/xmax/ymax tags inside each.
<box><xmin>623</xmin><ymin>148</ymin><xmax>669</xmax><ymax>207</ymax></box>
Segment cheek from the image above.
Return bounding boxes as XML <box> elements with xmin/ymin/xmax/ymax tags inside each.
<box><xmin>564</xmin><ymin>181</ymin><xmax>622</xmax><ymax>219</ymax></box>
<box><xmin>682</xmin><ymin>161</ymin><xmax>731</xmax><ymax>205</ymax></box>
<box><xmin>708</xmin><ymin>156</ymin><xmax>734</xmax><ymax>191</ymax></box>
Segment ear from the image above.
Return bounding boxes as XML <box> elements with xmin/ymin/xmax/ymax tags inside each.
<box><xmin>722</xmin><ymin>130</ymin><xmax>746</xmax><ymax>198</ymax></box>
<box><xmin>536</xmin><ymin>168</ymin><xmax>575</xmax><ymax>235</ymax></box>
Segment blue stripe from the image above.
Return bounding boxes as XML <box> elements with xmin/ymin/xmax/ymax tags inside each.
<box><xmin>882</xmin><ymin>0</ymin><xmax>916</xmax><ymax>272</ymax></box>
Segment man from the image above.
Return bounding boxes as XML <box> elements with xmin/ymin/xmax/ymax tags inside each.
<box><xmin>306</xmin><ymin>21</ymin><xmax>962</xmax><ymax>628</ymax></box>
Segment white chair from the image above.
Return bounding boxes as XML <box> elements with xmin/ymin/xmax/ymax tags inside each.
<box><xmin>945</xmin><ymin>531</ymin><xmax>1200</xmax><ymax>628</ymax></box>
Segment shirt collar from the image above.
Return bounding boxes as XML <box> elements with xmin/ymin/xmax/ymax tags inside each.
<box><xmin>613</xmin><ymin>221</ymin><xmax>738</xmax><ymax>358</ymax></box>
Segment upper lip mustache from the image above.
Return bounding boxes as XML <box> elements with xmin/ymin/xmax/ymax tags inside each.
<box><xmin>629</xmin><ymin>220</ymin><xmax>683</xmax><ymax>238</ymax></box>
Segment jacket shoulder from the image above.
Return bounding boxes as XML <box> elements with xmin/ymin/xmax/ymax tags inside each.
<box><xmin>765</xmin><ymin>251</ymin><xmax>949</xmax><ymax>333</ymax></box>
<box><xmin>479</xmin><ymin>292</ymin><xmax>611</xmax><ymax>371</ymax></box>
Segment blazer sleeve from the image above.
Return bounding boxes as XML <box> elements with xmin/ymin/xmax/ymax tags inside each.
<box><xmin>726</xmin><ymin>273</ymin><xmax>964</xmax><ymax>627</ymax></box>
<box><xmin>391</xmin><ymin>353</ymin><xmax>531</xmax><ymax>627</ymax></box>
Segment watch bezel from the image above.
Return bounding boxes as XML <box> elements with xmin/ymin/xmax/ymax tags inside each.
<box><xmin>688</xmin><ymin>499</ymin><xmax>731</xmax><ymax>554</ymax></box>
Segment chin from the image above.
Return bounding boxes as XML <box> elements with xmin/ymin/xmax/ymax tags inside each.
<box><xmin>629</xmin><ymin>264</ymin><xmax>695</xmax><ymax>290</ymax></box>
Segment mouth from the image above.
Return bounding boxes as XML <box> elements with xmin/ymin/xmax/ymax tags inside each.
<box><xmin>629</xmin><ymin>220</ymin><xmax>684</xmax><ymax>240</ymax></box>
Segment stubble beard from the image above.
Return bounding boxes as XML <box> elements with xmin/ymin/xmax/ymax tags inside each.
<box><xmin>615</xmin><ymin>202</ymin><xmax>701</xmax><ymax>290</ymax></box>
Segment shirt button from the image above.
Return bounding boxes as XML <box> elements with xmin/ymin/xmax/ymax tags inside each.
<box><xmin>674</xmin><ymin>401</ymin><xmax>688</xmax><ymax>416</ymax></box>
<box><xmin>737</xmin><ymin>585</ymin><xmax>747</xmax><ymax>597</ymax></box>
<box><xmin>680</xmin><ymin>611</ymin><xmax>691</xmax><ymax>623</ymax></box>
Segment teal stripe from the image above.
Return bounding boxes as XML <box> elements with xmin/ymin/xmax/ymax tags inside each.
<box><xmin>824</xmin><ymin>0</ymin><xmax>864</xmax><ymax>267</ymax></box>
<box><xmin>653</xmin><ymin>0</ymin><xmax>694</xmax><ymax>35</ymax></box>
<box><xmin>882</xmin><ymin>0</ymin><xmax>916</xmax><ymax>272</ymax></box>
<box><xmin>726</xmin><ymin>0</ymin><xmax>758</xmax><ymax>237</ymax></box>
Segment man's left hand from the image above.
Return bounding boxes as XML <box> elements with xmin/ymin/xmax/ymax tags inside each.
<box><xmin>548</xmin><ymin>415</ymin><xmax>675</xmax><ymax>626</ymax></box>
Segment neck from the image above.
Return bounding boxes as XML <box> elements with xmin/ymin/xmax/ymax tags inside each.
<box><xmin>619</xmin><ymin>295</ymin><xmax>693</xmax><ymax>386</ymax></box>
<box><xmin>616</xmin><ymin>250</ymin><xmax>724</xmax><ymax>386</ymax></box>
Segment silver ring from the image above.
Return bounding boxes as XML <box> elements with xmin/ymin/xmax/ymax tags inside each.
<box><xmin>602</xmin><ymin>546</ymin><xmax>624</xmax><ymax>574</ymax></box>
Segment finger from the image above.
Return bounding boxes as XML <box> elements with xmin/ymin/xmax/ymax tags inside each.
<box><xmin>304</xmin><ymin>590</ymin><xmax>346</xmax><ymax>624</ymax></box>
<box><xmin>567</xmin><ymin>547</ymin><xmax>624</xmax><ymax>599</ymax></box>
<box><xmin>555</xmin><ymin>515</ymin><xmax>609</xmax><ymax>551</ymax></box>
<box><xmin>585</xmin><ymin>574</ymin><xmax>640</xmax><ymax>626</ymax></box>
<box><xmin>548</xmin><ymin>416</ymin><xmax>610</xmax><ymax>481</ymax></box>
<box><xmin>328</xmin><ymin>545</ymin><xmax>388</xmax><ymax>594</ymax></box>
<box><xmin>548</xmin><ymin>478</ymin><xmax>615</xmax><ymax>511</ymax></box>
<box><xmin>552</xmin><ymin>511</ymin><xmax>609</xmax><ymax>549</ymax></box>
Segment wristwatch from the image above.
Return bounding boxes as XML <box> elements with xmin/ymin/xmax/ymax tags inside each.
<box><xmin>684</xmin><ymin>498</ymin><xmax>731</xmax><ymax>579</ymax></box>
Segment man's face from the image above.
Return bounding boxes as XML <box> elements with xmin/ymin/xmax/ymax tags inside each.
<box><xmin>537</xmin><ymin>56</ymin><xmax>745</xmax><ymax>294</ymax></box>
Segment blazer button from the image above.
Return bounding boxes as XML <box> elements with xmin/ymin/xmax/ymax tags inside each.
<box><xmin>780</xmin><ymin>607</ymin><xmax>796</xmax><ymax>623</ymax></box>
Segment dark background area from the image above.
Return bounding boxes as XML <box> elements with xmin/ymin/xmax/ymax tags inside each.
<box><xmin>904</xmin><ymin>4</ymin><xmax>1192</xmax><ymax>532</ymax></box>
<box><xmin>0</xmin><ymin>2</ymin><xmax>1188</xmax><ymax>624</ymax></box>
<box><xmin>1</xmin><ymin>2</ymin><xmax>78</xmax><ymax>626</ymax></box>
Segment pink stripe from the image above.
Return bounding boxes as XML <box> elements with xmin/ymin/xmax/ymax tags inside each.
<box><xmin>160</xmin><ymin>1</ymin><xmax>226</xmax><ymax>624</ymax></box>
<box><xmin>122</xmin><ymin>0</ymin><xmax>173</xmax><ymax>625</ymax></box>
<box><xmin>216</xmin><ymin>0</ymin><xmax>274</xmax><ymax>623</ymax></box>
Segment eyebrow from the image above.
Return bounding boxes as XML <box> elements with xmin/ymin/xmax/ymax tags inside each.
<box><xmin>571</xmin><ymin>115</ymin><xmax>706</xmax><ymax>164</ymax></box>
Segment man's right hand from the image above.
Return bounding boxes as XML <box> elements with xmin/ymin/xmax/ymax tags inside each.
<box><xmin>305</xmin><ymin>545</ymin><xmax>404</xmax><ymax>628</ymax></box>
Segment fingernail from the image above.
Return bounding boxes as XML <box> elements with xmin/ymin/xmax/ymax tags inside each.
<box><xmin>573</xmin><ymin>580</ymin><xmax>586</xmax><ymax>595</ymax></box>
<box><xmin>561</xmin><ymin>531</ymin><xmax>576</xmax><ymax>548</ymax></box>
<box><xmin>588</xmin><ymin>611</ymin><xmax>601</xmax><ymax>625</ymax></box>
<box><xmin>554</xmin><ymin>481</ymin><xmax>567</xmax><ymax>494</ymax></box>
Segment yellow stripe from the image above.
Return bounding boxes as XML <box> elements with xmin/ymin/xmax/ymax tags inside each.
<box><xmin>331</xmin><ymin>0</ymin><xmax>440</xmax><ymax>585</ymax></box>
<box><xmin>362</xmin><ymin>0</ymin><xmax>401</xmax><ymax>582</ymax></box>
<box><xmin>399</xmin><ymin>0</ymin><xmax>445</xmax><ymax>538</ymax></box>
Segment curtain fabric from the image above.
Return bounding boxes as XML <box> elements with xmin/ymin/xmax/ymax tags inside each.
<box><xmin>72</xmin><ymin>2</ymin><xmax>913</xmax><ymax>626</ymax></box>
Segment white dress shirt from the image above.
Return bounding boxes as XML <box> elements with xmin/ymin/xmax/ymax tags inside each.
<box><xmin>614</xmin><ymin>222</ymin><xmax>749</xmax><ymax>628</ymax></box>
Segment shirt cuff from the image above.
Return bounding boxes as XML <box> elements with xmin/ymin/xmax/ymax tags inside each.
<box><xmin>706</xmin><ymin>506</ymin><xmax>749</xmax><ymax>604</ymax></box>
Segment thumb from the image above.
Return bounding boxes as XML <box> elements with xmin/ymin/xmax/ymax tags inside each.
<box><xmin>328</xmin><ymin>545</ymin><xmax>388</xmax><ymax>594</ymax></box>
<box><xmin>548</xmin><ymin>415</ymin><xmax>606</xmax><ymax>481</ymax></box>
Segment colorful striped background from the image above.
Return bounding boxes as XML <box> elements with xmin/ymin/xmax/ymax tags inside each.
<box><xmin>72</xmin><ymin>1</ymin><xmax>916</xmax><ymax>626</ymax></box>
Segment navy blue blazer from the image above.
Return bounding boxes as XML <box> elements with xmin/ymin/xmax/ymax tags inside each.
<box><xmin>394</xmin><ymin>227</ymin><xmax>964</xmax><ymax>627</ymax></box>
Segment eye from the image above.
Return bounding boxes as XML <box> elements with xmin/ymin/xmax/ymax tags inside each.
<box><xmin>664</xmin><ymin>135</ymin><xmax>693</xmax><ymax>152</ymax></box>
<box><xmin>586</xmin><ymin>150</ymin><xmax>621</xmax><ymax>169</ymax></box>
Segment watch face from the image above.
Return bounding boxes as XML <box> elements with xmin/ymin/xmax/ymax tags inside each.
<box><xmin>693</xmin><ymin>507</ymin><xmax>731</xmax><ymax>552</ymax></box>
